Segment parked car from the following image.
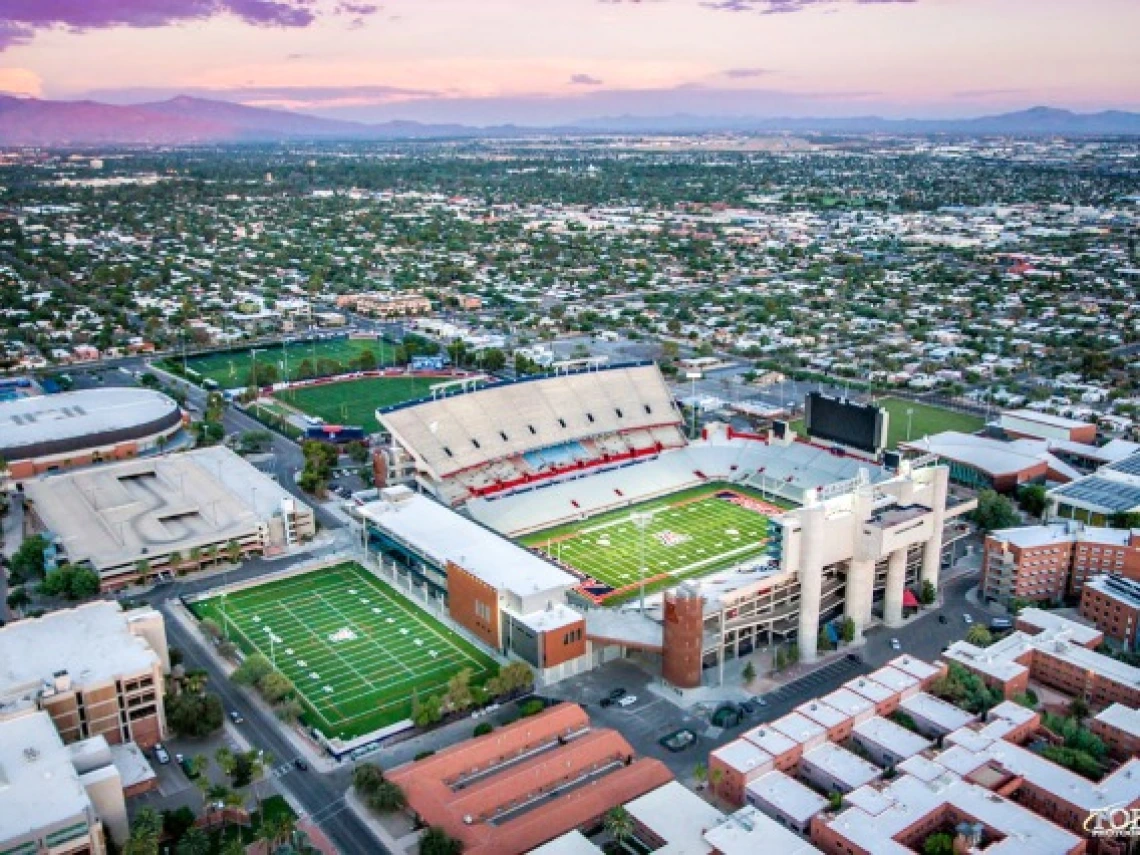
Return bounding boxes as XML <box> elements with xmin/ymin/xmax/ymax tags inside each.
<box><xmin>754</xmin><ymin>695</ymin><xmax>768</xmax><ymax>707</ymax></box>
<box><xmin>963</xmin><ymin>614</ymin><xmax>974</xmax><ymax>625</ymax></box>
<box><xmin>938</xmin><ymin>615</ymin><xmax>948</xmax><ymax>624</ymax></box>
<box><xmin>229</xmin><ymin>709</ymin><xmax>244</xmax><ymax>724</ymax></box>
<box><xmin>599</xmin><ymin>697</ymin><xmax>613</xmax><ymax>708</ymax></box>
<box><xmin>153</xmin><ymin>744</ymin><xmax>171</xmax><ymax>765</ymax></box>
<box><xmin>616</xmin><ymin>695</ymin><xmax>638</xmax><ymax>708</ymax></box>
<box><xmin>293</xmin><ymin>758</ymin><xmax>309</xmax><ymax>771</ymax></box>
<box><xmin>608</xmin><ymin>688</ymin><xmax>627</xmax><ymax>701</ymax></box>
<box><xmin>890</xmin><ymin>638</ymin><xmax>901</xmax><ymax>650</ymax></box>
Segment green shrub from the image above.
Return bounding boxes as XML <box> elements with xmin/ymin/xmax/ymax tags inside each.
<box><xmin>473</xmin><ymin>722</ymin><xmax>494</xmax><ymax>737</ymax></box>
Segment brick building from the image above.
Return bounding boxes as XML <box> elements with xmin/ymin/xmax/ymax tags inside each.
<box><xmin>1079</xmin><ymin>574</ymin><xmax>1140</xmax><ymax>650</ymax></box>
<box><xmin>386</xmin><ymin>704</ymin><xmax>672</xmax><ymax>855</ymax></box>
<box><xmin>981</xmin><ymin>522</ymin><xmax>1140</xmax><ymax>605</ymax></box>
<box><xmin>0</xmin><ymin>601</ymin><xmax>170</xmax><ymax>749</ymax></box>
<box><xmin>1090</xmin><ymin>703</ymin><xmax>1140</xmax><ymax>760</ymax></box>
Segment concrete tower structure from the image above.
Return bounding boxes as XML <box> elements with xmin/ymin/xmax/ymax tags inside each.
<box><xmin>662</xmin><ymin>585</ymin><xmax>705</xmax><ymax>688</ymax></box>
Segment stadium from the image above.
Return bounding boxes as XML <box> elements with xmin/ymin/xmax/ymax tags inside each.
<box><xmin>358</xmin><ymin>364</ymin><xmax>971</xmax><ymax>690</ymax></box>
<box><xmin>0</xmin><ymin>387</ymin><xmax>184</xmax><ymax>481</ymax></box>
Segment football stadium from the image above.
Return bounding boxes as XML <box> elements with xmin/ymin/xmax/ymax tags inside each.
<box><xmin>275</xmin><ymin>375</ymin><xmax>448</xmax><ymax>427</ymax></box>
<box><xmin>362</xmin><ymin>365</ymin><xmax>972</xmax><ymax>689</ymax></box>
<box><xmin>189</xmin><ymin>562</ymin><xmax>497</xmax><ymax>741</ymax></box>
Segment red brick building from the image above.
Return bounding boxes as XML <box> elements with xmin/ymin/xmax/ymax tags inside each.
<box><xmin>1079</xmin><ymin>575</ymin><xmax>1140</xmax><ymax>650</ymax></box>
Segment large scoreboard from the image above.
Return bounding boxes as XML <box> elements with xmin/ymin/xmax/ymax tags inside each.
<box><xmin>804</xmin><ymin>392</ymin><xmax>888</xmax><ymax>455</ymax></box>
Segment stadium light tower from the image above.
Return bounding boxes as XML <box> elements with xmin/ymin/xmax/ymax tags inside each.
<box><xmin>906</xmin><ymin>407</ymin><xmax>915</xmax><ymax>442</ymax></box>
<box><xmin>686</xmin><ymin>371</ymin><xmax>702</xmax><ymax>440</ymax></box>
<box><xmin>632</xmin><ymin>511</ymin><xmax>652</xmax><ymax>614</ymax></box>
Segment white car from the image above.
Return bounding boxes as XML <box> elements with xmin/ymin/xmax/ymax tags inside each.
<box><xmin>616</xmin><ymin>695</ymin><xmax>638</xmax><ymax>708</ymax></box>
<box><xmin>963</xmin><ymin>614</ymin><xmax>974</xmax><ymax>625</ymax></box>
<box><xmin>890</xmin><ymin>638</ymin><xmax>901</xmax><ymax>650</ymax></box>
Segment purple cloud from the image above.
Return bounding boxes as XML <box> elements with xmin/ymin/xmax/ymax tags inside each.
<box><xmin>699</xmin><ymin>0</ymin><xmax>915</xmax><ymax>12</ymax></box>
<box><xmin>723</xmin><ymin>67</ymin><xmax>774</xmax><ymax>78</ymax></box>
<box><xmin>569</xmin><ymin>74</ymin><xmax>604</xmax><ymax>86</ymax></box>
<box><xmin>0</xmin><ymin>0</ymin><xmax>376</xmax><ymax>50</ymax></box>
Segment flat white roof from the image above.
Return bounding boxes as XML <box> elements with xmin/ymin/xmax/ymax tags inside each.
<box><xmin>0</xmin><ymin>710</ymin><xmax>93</xmax><ymax>842</ymax></box>
<box><xmin>853</xmin><ymin>716</ymin><xmax>932</xmax><ymax>759</ymax></box>
<box><xmin>1093</xmin><ymin>702</ymin><xmax>1140</xmax><ymax>739</ymax></box>
<box><xmin>0</xmin><ymin>601</ymin><xmax>160</xmax><ymax>707</ymax></box>
<box><xmin>703</xmin><ymin>806</ymin><xmax>824</xmax><ymax>855</ymax></box>
<box><xmin>943</xmin><ymin>639</ymin><xmax>1030</xmax><ymax>683</ymax></box>
<box><xmin>712</xmin><ymin>739</ymin><xmax>773</xmax><ymax>776</ymax></box>
<box><xmin>624</xmin><ymin>781</ymin><xmax>724</xmax><ymax>854</ymax></box>
<box><xmin>514</xmin><ymin>603</ymin><xmax>582</xmax><ymax>634</ymax></box>
<box><xmin>901</xmin><ymin>431</ymin><xmax>1052</xmax><ymax>477</ymax></box>
<box><xmin>987</xmin><ymin>700</ymin><xmax>1038</xmax><ymax>728</ymax></box>
<box><xmin>796</xmin><ymin>699</ymin><xmax>850</xmax><ymax>730</ymax></box>
<box><xmin>743</xmin><ymin>724</ymin><xmax>799</xmax><ymax>758</ymax></box>
<box><xmin>772</xmin><ymin>712</ymin><xmax>828</xmax><ymax>746</ymax></box>
<box><xmin>899</xmin><ymin>692</ymin><xmax>978</xmax><ymax>734</ymax></box>
<box><xmin>867</xmin><ymin>666</ymin><xmax>919</xmax><ymax>695</ymax></box>
<box><xmin>886</xmin><ymin>655</ymin><xmax>940</xmax><ymax>683</ymax></box>
<box><xmin>1002</xmin><ymin>408</ymin><xmax>1090</xmax><ymax>430</ymax></box>
<box><xmin>801</xmin><ymin>742</ymin><xmax>882</xmax><ymax>790</ymax></box>
<box><xmin>746</xmin><ymin>770</ymin><xmax>829</xmax><ymax>824</ymax></box>
<box><xmin>360</xmin><ymin>491</ymin><xmax>578</xmax><ymax>600</ymax></box>
<box><xmin>0</xmin><ymin>387</ymin><xmax>179</xmax><ymax>453</ymax></box>
<box><xmin>1017</xmin><ymin>607</ymin><xmax>1103</xmax><ymax>644</ymax></box>
<box><xmin>819</xmin><ymin>688</ymin><xmax>875</xmax><ymax>720</ymax></box>
<box><xmin>528</xmin><ymin>831</ymin><xmax>603</xmax><ymax>855</ymax></box>
<box><xmin>844</xmin><ymin>675</ymin><xmax>896</xmax><ymax>704</ymax></box>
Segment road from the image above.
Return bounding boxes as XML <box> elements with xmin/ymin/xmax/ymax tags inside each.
<box><xmin>162</xmin><ymin>612</ymin><xmax>387</xmax><ymax>854</ymax></box>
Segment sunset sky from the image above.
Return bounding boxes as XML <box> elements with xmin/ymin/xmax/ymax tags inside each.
<box><xmin>0</xmin><ymin>0</ymin><xmax>1137</xmax><ymax>124</ymax></box>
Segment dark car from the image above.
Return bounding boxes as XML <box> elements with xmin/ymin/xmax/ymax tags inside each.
<box><xmin>293</xmin><ymin>758</ymin><xmax>309</xmax><ymax>771</ymax></box>
<box><xmin>608</xmin><ymin>688</ymin><xmax>627</xmax><ymax>701</ymax></box>
<box><xmin>599</xmin><ymin>697</ymin><xmax>613</xmax><ymax>708</ymax></box>
<box><xmin>938</xmin><ymin>615</ymin><xmax>948</xmax><ymax>624</ymax></box>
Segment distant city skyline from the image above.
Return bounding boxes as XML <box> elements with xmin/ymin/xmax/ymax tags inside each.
<box><xmin>0</xmin><ymin>0</ymin><xmax>1137</xmax><ymax>125</ymax></box>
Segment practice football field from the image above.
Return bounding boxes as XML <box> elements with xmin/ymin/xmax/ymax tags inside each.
<box><xmin>520</xmin><ymin>484</ymin><xmax>785</xmax><ymax>604</ymax></box>
<box><xmin>190</xmin><ymin>562</ymin><xmax>498</xmax><ymax>740</ymax></box>
<box><xmin>172</xmin><ymin>337</ymin><xmax>397</xmax><ymax>388</ymax></box>
<box><xmin>275</xmin><ymin>375</ymin><xmax>440</xmax><ymax>428</ymax></box>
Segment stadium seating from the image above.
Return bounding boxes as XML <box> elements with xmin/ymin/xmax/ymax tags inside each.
<box><xmin>378</xmin><ymin>364</ymin><xmax>681</xmax><ymax>479</ymax></box>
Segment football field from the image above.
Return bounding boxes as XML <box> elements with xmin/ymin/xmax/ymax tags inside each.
<box><xmin>275</xmin><ymin>375</ymin><xmax>441</xmax><ymax>427</ymax></box>
<box><xmin>172</xmin><ymin>337</ymin><xmax>397</xmax><ymax>388</ymax></box>
<box><xmin>520</xmin><ymin>484</ymin><xmax>785</xmax><ymax>604</ymax></box>
<box><xmin>190</xmin><ymin>562</ymin><xmax>498</xmax><ymax>740</ymax></box>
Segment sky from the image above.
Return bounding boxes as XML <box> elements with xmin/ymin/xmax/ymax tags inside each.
<box><xmin>0</xmin><ymin>0</ymin><xmax>1137</xmax><ymax>125</ymax></box>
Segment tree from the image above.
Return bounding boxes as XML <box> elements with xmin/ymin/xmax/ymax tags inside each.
<box><xmin>1111</xmin><ymin>511</ymin><xmax>1140</xmax><ymax>529</ymax></box>
<box><xmin>9</xmin><ymin>534</ymin><xmax>49</xmax><ymax>583</ymax></box>
<box><xmin>444</xmin><ymin>668</ymin><xmax>474</xmax><ymax>713</ymax></box>
<box><xmin>841</xmin><ymin>617</ymin><xmax>856</xmax><ymax>643</ymax></box>
<box><xmin>482</xmin><ymin>348</ymin><xmax>507</xmax><ymax>371</ymax></box>
<box><xmin>1017</xmin><ymin>484</ymin><xmax>1048</xmax><ymax>518</ymax></box>
<box><xmin>693</xmin><ymin>761</ymin><xmax>707</xmax><ymax>789</ymax></box>
<box><xmin>817</xmin><ymin>627</ymin><xmax>833</xmax><ymax>652</ymax></box>
<box><xmin>353</xmin><ymin>763</ymin><xmax>386</xmax><ymax>795</ymax></box>
<box><xmin>1068</xmin><ymin>696</ymin><xmax>1090</xmax><ymax>724</ymax></box>
<box><xmin>232</xmin><ymin>653</ymin><xmax>274</xmax><ymax>686</ymax></box>
<box><xmin>971</xmin><ymin>489</ymin><xmax>1020</xmax><ymax>532</ymax></box>
<box><xmin>412</xmin><ymin>694</ymin><xmax>443</xmax><ymax>728</ymax></box>
<box><xmin>966</xmin><ymin>624</ymin><xmax>993</xmax><ymax>647</ymax></box>
<box><xmin>603</xmin><ymin>806</ymin><xmax>635</xmax><ymax>845</ymax></box>
<box><xmin>200</xmin><ymin>617</ymin><xmax>222</xmax><ymax>641</ymax></box>
<box><xmin>420</xmin><ymin>826</ymin><xmax>464</xmax><ymax>855</ymax></box>
<box><xmin>175</xmin><ymin>826</ymin><xmax>210</xmax><ymax>855</ymax></box>
<box><xmin>366</xmin><ymin>780</ymin><xmax>407</xmax><ymax>813</ymax></box>
<box><xmin>124</xmin><ymin>808</ymin><xmax>162</xmax><ymax>855</ymax></box>
<box><xmin>923</xmin><ymin>832</ymin><xmax>954</xmax><ymax>855</ymax></box>
<box><xmin>225</xmin><ymin>539</ymin><xmax>241</xmax><ymax>564</ymax></box>
<box><xmin>828</xmin><ymin>791</ymin><xmax>844</xmax><ymax>812</ymax></box>
<box><xmin>38</xmin><ymin>564</ymin><xmax>102</xmax><ymax>600</ymax></box>
<box><xmin>257</xmin><ymin>670</ymin><xmax>296</xmax><ymax>704</ymax></box>
<box><xmin>166</xmin><ymin>691</ymin><xmax>224</xmax><ymax>738</ymax></box>
<box><xmin>161</xmin><ymin>806</ymin><xmax>197</xmax><ymax>845</ymax></box>
<box><xmin>275</xmin><ymin>697</ymin><xmax>305</xmax><ymax>723</ymax></box>
<box><xmin>135</xmin><ymin>558</ymin><xmax>152</xmax><ymax>583</ymax></box>
<box><xmin>6</xmin><ymin>586</ymin><xmax>30</xmax><ymax>610</ymax></box>
<box><xmin>742</xmin><ymin>661</ymin><xmax>756</xmax><ymax>684</ymax></box>
<box><xmin>920</xmin><ymin>579</ymin><xmax>937</xmax><ymax>606</ymax></box>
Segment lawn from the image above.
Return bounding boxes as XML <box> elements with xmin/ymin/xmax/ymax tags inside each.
<box><xmin>519</xmin><ymin>483</ymin><xmax>785</xmax><ymax>605</ymax></box>
<box><xmin>275</xmin><ymin>375</ymin><xmax>442</xmax><ymax>428</ymax></box>
<box><xmin>169</xmin><ymin>337</ymin><xmax>397</xmax><ymax>388</ymax></box>
<box><xmin>189</xmin><ymin>562</ymin><xmax>498</xmax><ymax>740</ymax></box>
<box><xmin>791</xmin><ymin>396</ymin><xmax>984</xmax><ymax>449</ymax></box>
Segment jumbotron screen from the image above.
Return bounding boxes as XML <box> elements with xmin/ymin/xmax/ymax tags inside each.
<box><xmin>804</xmin><ymin>392</ymin><xmax>888</xmax><ymax>454</ymax></box>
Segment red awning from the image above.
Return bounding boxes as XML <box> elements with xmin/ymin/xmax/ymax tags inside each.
<box><xmin>903</xmin><ymin>589</ymin><xmax>920</xmax><ymax>608</ymax></box>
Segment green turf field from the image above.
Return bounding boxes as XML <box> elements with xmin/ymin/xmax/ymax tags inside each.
<box><xmin>172</xmin><ymin>338</ymin><xmax>396</xmax><ymax>388</ymax></box>
<box><xmin>275</xmin><ymin>375</ymin><xmax>441</xmax><ymax>427</ymax></box>
<box><xmin>791</xmin><ymin>396</ymin><xmax>983</xmax><ymax>449</ymax></box>
<box><xmin>189</xmin><ymin>562</ymin><xmax>498</xmax><ymax>740</ymax></box>
<box><xmin>520</xmin><ymin>484</ymin><xmax>785</xmax><ymax>604</ymax></box>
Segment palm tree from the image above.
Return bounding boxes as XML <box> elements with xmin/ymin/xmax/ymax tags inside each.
<box><xmin>189</xmin><ymin>546</ymin><xmax>202</xmax><ymax>568</ymax></box>
<box><xmin>604</xmin><ymin>806</ymin><xmax>635</xmax><ymax>846</ymax></box>
<box><xmin>693</xmin><ymin>761</ymin><xmax>708</xmax><ymax>790</ymax></box>
<box><xmin>134</xmin><ymin>558</ymin><xmax>151</xmax><ymax>584</ymax></box>
<box><xmin>176</xmin><ymin>826</ymin><xmax>210</xmax><ymax>855</ymax></box>
<box><xmin>220</xmin><ymin>832</ymin><xmax>247</xmax><ymax>855</ymax></box>
<box><xmin>226</xmin><ymin>539</ymin><xmax>242</xmax><ymax>564</ymax></box>
<box><xmin>709</xmin><ymin>766</ymin><xmax>726</xmax><ymax>798</ymax></box>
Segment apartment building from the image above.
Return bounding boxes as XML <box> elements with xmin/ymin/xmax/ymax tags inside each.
<box><xmin>1090</xmin><ymin>703</ymin><xmax>1140</xmax><ymax>761</ymax></box>
<box><xmin>981</xmin><ymin>522</ymin><xmax>1140</xmax><ymax>605</ymax></box>
<box><xmin>1079</xmin><ymin>574</ymin><xmax>1140</xmax><ymax>650</ymax></box>
<box><xmin>0</xmin><ymin>602</ymin><xmax>169</xmax><ymax>749</ymax></box>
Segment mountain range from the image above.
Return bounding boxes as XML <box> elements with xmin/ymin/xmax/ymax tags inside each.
<box><xmin>0</xmin><ymin>95</ymin><xmax>1138</xmax><ymax>146</ymax></box>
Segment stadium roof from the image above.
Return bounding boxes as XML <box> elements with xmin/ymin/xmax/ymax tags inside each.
<box><xmin>0</xmin><ymin>387</ymin><xmax>181</xmax><ymax>460</ymax></box>
<box><xmin>900</xmin><ymin>431</ymin><xmax>1057</xmax><ymax>478</ymax></box>
<box><xmin>359</xmin><ymin>489</ymin><xmax>577</xmax><ymax>600</ymax></box>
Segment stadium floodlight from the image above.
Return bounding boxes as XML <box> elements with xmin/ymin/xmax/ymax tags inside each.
<box><xmin>631</xmin><ymin>511</ymin><xmax>653</xmax><ymax>614</ymax></box>
<box><xmin>906</xmin><ymin>407</ymin><xmax>915</xmax><ymax>442</ymax></box>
